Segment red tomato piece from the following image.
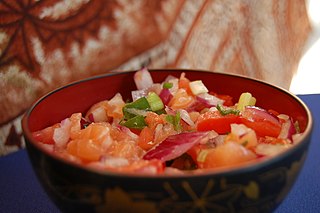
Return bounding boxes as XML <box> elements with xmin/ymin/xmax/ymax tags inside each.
<box><xmin>240</xmin><ymin>106</ymin><xmax>281</xmax><ymax>137</ymax></box>
<box><xmin>138</xmin><ymin>127</ymin><xmax>155</xmax><ymax>151</ymax></box>
<box><xmin>196</xmin><ymin>111</ymin><xmax>241</xmax><ymax>134</ymax></box>
<box><xmin>200</xmin><ymin>142</ymin><xmax>256</xmax><ymax>169</ymax></box>
<box><xmin>32</xmin><ymin>123</ymin><xmax>60</xmax><ymax>144</ymax></box>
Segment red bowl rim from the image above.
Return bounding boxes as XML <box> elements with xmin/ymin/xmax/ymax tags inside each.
<box><xmin>21</xmin><ymin>69</ymin><xmax>314</xmax><ymax>179</ymax></box>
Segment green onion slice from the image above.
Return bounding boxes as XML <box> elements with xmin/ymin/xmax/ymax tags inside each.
<box><xmin>163</xmin><ymin>82</ymin><xmax>173</xmax><ymax>89</ymax></box>
<box><xmin>217</xmin><ymin>104</ymin><xmax>240</xmax><ymax>116</ymax></box>
<box><xmin>123</xmin><ymin>97</ymin><xmax>150</xmax><ymax>119</ymax></box>
<box><xmin>120</xmin><ymin>115</ymin><xmax>147</xmax><ymax>129</ymax></box>
<box><xmin>165</xmin><ymin>111</ymin><xmax>181</xmax><ymax>131</ymax></box>
<box><xmin>146</xmin><ymin>92</ymin><xmax>164</xmax><ymax>112</ymax></box>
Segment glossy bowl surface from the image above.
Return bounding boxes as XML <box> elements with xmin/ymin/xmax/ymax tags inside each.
<box><xmin>22</xmin><ymin>69</ymin><xmax>313</xmax><ymax>213</ymax></box>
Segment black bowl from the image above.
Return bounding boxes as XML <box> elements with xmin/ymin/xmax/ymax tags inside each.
<box><xmin>22</xmin><ymin>69</ymin><xmax>313</xmax><ymax>213</ymax></box>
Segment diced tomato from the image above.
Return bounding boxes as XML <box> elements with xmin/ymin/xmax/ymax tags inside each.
<box><xmin>32</xmin><ymin>123</ymin><xmax>60</xmax><ymax>144</ymax></box>
<box><xmin>144</xmin><ymin>112</ymin><xmax>165</xmax><ymax>130</ymax></box>
<box><xmin>168</xmin><ymin>89</ymin><xmax>194</xmax><ymax>110</ymax></box>
<box><xmin>110</xmin><ymin>125</ymin><xmax>135</xmax><ymax>142</ymax></box>
<box><xmin>240</xmin><ymin>119</ymin><xmax>280</xmax><ymax>138</ymax></box>
<box><xmin>105</xmin><ymin>93</ymin><xmax>126</xmax><ymax>119</ymax></box>
<box><xmin>109</xmin><ymin>140</ymin><xmax>144</xmax><ymax>160</ymax></box>
<box><xmin>138</xmin><ymin>127</ymin><xmax>155</xmax><ymax>151</ymax></box>
<box><xmin>69</xmin><ymin>113</ymin><xmax>82</xmax><ymax>139</ymax></box>
<box><xmin>67</xmin><ymin>139</ymin><xmax>102</xmax><ymax>162</ymax></box>
<box><xmin>67</xmin><ymin>123</ymin><xmax>112</xmax><ymax>162</ymax></box>
<box><xmin>140</xmin><ymin>112</ymin><xmax>178</xmax><ymax>151</ymax></box>
<box><xmin>196</xmin><ymin>111</ymin><xmax>241</xmax><ymax>134</ymax></box>
<box><xmin>128</xmin><ymin>128</ymin><xmax>141</xmax><ymax>135</ymax></box>
<box><xmin>198</xmin><ymin>142</ymin><xmax>256</xmax><ymax>169</ymax></box>
<box><xmin>179</xmin><ymin>73</ymin><xmax>193</xmax><ymax>95</ymax></box>
<box><xmin>240</xmin><ymin>106</ymin><xmax>281</xmax><ymax>137</ymax></box>
<box><xmin>197</xmin><ymin>107</ymin><xmax>281</xmax><ymax>137</ymax></box>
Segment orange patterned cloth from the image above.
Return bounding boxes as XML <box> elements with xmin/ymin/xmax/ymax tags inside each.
<box><xmin>0</xmin><ymin>0</ymin><xmax>311</xmax><ymax>155</ymax></box>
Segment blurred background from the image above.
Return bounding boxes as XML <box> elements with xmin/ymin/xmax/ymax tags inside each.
<box><xmin>0</xmin><ymin>0</ymin><xmax>317</xmax><ymax>155</ymax></box>
<box><xmin>290</xmin><ymin>0</ymin><xmax>320</xmax><ymax>94</ymax></box>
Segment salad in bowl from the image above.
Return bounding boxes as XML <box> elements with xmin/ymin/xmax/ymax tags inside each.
<box><xmin>31</xmin><ymin>68</ymin><xmax>304</xmax><ymax>175</ymax></box>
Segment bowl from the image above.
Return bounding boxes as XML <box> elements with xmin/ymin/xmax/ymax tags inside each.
<box><xmin>22</xmin><ymin>69</ymin><xmax>313</xmax><ymax>213</ymax></box>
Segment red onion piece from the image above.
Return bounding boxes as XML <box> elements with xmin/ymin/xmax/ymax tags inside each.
<box><xmin>159</xmin><ymin>88</ymin><xmax>173</xmax><ymax>105</ymax></box>
<box><xmin>143</xmin><ymin>131</ymin><xmax>210</xmax><ymax>162</ymax></box>
<box><xmin>243</xmin><ymin>106</ymin><xmax>280</xmax><ymax>124</ymax></box>
<box><xmin>240</xmin><ymin>106</ymin><xmax>282</xmax><ymax>137</ymax></box>
<box><xmin>187</xmin><ymin>93</ymin><xmax>224</xmax><ymax>112</ymax></box>
<box><xmin>197</xmin><ymin>93</ymin><xmax>224</xmax><ymax>106</ymax></box>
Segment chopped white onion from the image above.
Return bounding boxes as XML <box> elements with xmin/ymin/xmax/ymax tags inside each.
<box><xmin>231</xmin><ymin>124</ymin><xmax>250</xmax><ymax>137</ymax></box>
<box><xmin>100</xmin><ymin>128</ymin><xmax>113</xmax><ymax>151</ymax></box>
<box><xmin>213</xmin><ymin>135</ymin><xmax>226</xmax><ymax>147</ymax></box>
<box><xmin>89</xmin><ymin>107</ymin><xmax>107</xmax><ymax>122</ymax></box>
<box><xmin>164</xmin><ymin>75</ymin><xmax>178</xmax><ymax>82</ymax></box>
<box><xmin>278</xmin><ymin>117</ymin><xmax>296</xmax><ymax>141</ymax></box>
<box><xmin>197</xmin><ymin>93</ymin><xmax>224</xmax><ymax>106</ymax></box>
<box><xmin>292</xmin><ymin>133</ymin><xmax>303</xmax><ymax>144</ymax></box>
<box><xmin>53</xmin><ymin>118</ymin><xmax>71</xmax><ymax>148</ymax></box>
<box><xmin>255</xmin><ymin>143</ymin><xmax>291</xmax><ymax>157</ymax></box>
<box><xmin>167</xmin><ymin>78</ymin><xmax>179</xmax><ymax>94</ymax></box>
<box><xmin>131</xmin><ymin>89</ymin><xmax>148</xmax><ymax>101</ymax></box>
<box><xmin>178</xmin><ymin>109</ymin><xmax>195</xmax><ymax>126</ymax></box>
<box><xmin>149</xmin><ymin>83</ymin><xmax>162</xmax><ymax>95</ymax></box>
<box><xmin>154</xmin><ymin>124</ymin><xmax>163</xmax><ymax>144</ymax></box>
<box><xmin>100</xmin><ymin>156</ymin><xmax>129</xmax><ymax>167</ymax></box>
<box><xmin>189</xmin><ymin>80</ymin><xmax>208</xmax><ymax>95</ymax></box>
<box><xmin>199</xmin><ymin>130</ymin><xmax>219</xmax><ymax>145</ymax></box>
<box><xmin>134</xmin><ymin>67</ymin><xmax>153</xmax><ymax>90</ymax></box>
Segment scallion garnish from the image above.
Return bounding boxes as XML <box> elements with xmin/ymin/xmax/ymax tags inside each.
<box><xmin>146</xmin><ymin>92</ymin><xmax>164</xmax><ymax>112</ymax></box>
<box><xmin>120</xmin><ymin>115</ymin><xmax>147</xmax><ymax>129</ymax></box>
<box><xmin>165</xmin><ymin>111</ymin><xmax>181</xmax><ymax>131</ymax></box>
<box><xmin>123</xmin><ymin>97</ymin><xmax>150</xmax><ymax>119</ymax></box>
<box><xmin>163</xmin><ymin>82</ymin><xmax>173</xmax><ymax>89</ymax></box>
<box><xmin>236</xmin><ymin>92</ymin><xmax>256</xmax><ymax>111</ymax></box>
<box><xmin>217</xmin><ymin>104</ymin><xmax>240</xmax><ymax>116</ymax></box>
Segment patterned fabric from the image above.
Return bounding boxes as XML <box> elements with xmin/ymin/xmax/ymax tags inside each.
<box><xmin>0</xmin><ymin>0</ymin><xmax>311</xmax><ymax>155</ymax></box>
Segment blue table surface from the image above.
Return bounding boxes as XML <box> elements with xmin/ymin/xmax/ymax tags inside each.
<box><xmin>1</xmin><ymin>94</ymin><xmax>319</xmax><ymax>213</ymax></box>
